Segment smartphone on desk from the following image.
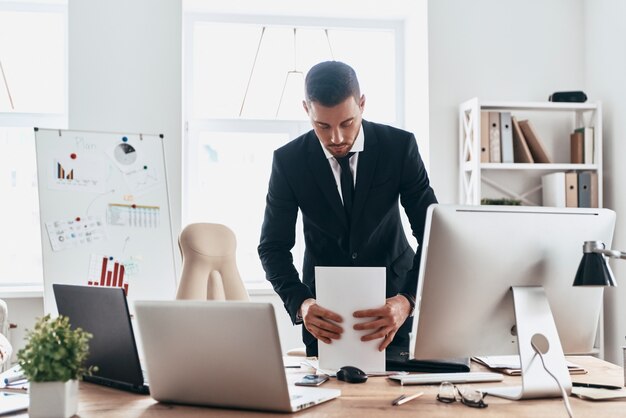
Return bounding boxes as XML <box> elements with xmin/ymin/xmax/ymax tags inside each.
<box><xmin>295</xmin><ymin>374</ymin><xmax>329</xmax><ymax>387</ymax></box>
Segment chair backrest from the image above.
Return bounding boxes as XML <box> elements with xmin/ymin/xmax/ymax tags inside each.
<box><xmin>176</xmin><ymin>223</ymin><xmax>249</xmax><ymax>301</ymax></box>
<box><xmin>0</xmin><ymin>299</ymin><xmax>12</xmax><ymax>370</ymax></box>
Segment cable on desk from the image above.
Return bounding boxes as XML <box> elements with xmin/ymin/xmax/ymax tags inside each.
<box><xmin>531</xmin><ymin>341</ymin><xmax>574</xmax><ymax>418</ymax></box>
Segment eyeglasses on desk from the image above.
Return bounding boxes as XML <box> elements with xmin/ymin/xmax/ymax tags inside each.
<box><xmin>436</xmin><ymin>381</ymin><xmax>488</xmax><ymax>408</ymax></box>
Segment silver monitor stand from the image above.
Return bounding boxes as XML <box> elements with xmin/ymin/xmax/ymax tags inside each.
<box><xmin>484</xmin><ymin>286</ymin><xmax>572</xmax><ymax>400</ymax></box>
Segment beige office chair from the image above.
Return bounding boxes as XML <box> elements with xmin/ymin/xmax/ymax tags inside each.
<box><xmin>176</xmin><ymin>223</ymin><xmax>249</xmax><ymax>301</ymax></box>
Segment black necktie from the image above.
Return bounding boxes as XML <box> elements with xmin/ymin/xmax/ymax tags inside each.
<box><xmin>336</xmin><ymin>152</ymin><xmax>355</xmax><ymax>219</ymax></box>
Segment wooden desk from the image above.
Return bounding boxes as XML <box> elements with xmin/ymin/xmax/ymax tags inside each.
<box><xmin>12</xmin><ymin>356</ymin><xmax>626</xmax><ymax>417</ymax></box>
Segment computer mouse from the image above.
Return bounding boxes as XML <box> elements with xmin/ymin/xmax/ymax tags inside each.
<box><xmin>336</xmin><ymin>366</ymin><xmax>368</xmax><ymax>383</ymax></box>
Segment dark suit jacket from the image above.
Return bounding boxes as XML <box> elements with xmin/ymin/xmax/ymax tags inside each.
<box><xmin>258</xmin><ymin>120</ymin><xmax>437</xmax><ymax>355</ymax></box>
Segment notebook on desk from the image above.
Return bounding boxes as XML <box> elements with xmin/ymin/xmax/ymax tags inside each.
<box><xmin>134</xmin><ymin>300</ymin><xmax>340</xmax><ymax>413</ymax></box>
<box><xmin>0</xmin><ymin>392</ymin><xmax>28</xmax><ymax>415</ymax></box>
<box><xmin>53</xmin><ymin>284</ymin><xmax>149</xmax><ymax>394</ymax></box>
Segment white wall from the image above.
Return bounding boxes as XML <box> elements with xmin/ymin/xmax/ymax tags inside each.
<box><xmin>68</xmin><ymin>0</ymin><xmax>182</xmax><ymax>259</ymax></box>
<box><xmin>4</xmin><ymin>297</ymin><xmax>43</xmax><ymax>364</ymax></box>
<box><xmin>428</xmin><ymin>0</ymin><xmax>584</xmax><ymax>203</ymax></box>
<box><xmin>428</xmin><ymin>0</ymin><xmax>626</xmax><ymax>365</ymax></box>
<box><xmin>584</xmin><ymin>0</ymin><xmax>626</xmax><ymax>365</ymax></box>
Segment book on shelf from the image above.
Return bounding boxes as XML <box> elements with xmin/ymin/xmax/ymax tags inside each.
<box><xmin>565</xmin><ymin>172</ymin><xmax>578</xmax><ymax>207</ymax></box>
<box><xmin>499</xmin><ymin>112</ymin><xmax>514</xmax><ymax>163</ymax></box>
<box><xmin>480</xmin><ymin>111</ymin><xmax>490</xmax><ymax>162</ymax></box>
<box><xmin>511</xmin><ymin>116</ymin><xmax>533</xmax><ymax>163</ymax></box>
<box><xmin>570</xmin><ymin>131</ymin><xmax>584</xmax><ymax>164</ymax></box>
<box><xmin>541</xmin><ymin>172</ymin><xmax>566</xmax><ymax>207</ymax></box>
<box><xmin>488</xmin><ymin>112</ymin><xmax>501</xmax><ymax>162</ymax></box>
<box><xmin>574</xmin><ymin>127</ymin><xmax>594</xmax><ymax>164</ymax></box>
<box><xmin>518</xmin><ymin>119</ymin><xmax>552</xmax><ymax>163</ymax></box>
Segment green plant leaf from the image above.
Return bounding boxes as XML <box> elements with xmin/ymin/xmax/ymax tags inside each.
<box><xmin>17</xmin><ymin>314</ymin><xmax>95</xmax><ymax>382</ymax></box>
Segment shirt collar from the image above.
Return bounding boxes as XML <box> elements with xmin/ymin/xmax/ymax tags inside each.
<box><xmin>319</xmin><ymin>124</ymin><xmax>365</xmax><ymax>160</ymax></box>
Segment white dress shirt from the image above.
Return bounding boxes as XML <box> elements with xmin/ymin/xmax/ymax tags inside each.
<box><xmin>318</xmin><ymin>126</ymin><xmax>365</xmax><ymax>205</ymax></box>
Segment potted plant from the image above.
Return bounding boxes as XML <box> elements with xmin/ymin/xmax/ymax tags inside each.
<box><xmin>17</xmin><ymin>314</ymin><xmax>95</xmax><ymax>418</ymax></box>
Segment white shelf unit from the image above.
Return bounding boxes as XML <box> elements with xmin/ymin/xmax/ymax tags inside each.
<box><xmin>459</xmin><ymin>98</ymin><xmax>603</xmax><ymax>206</ymax></box>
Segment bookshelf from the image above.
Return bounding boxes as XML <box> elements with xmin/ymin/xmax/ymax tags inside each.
<box><xmin>459</xmin><ymin>98</ymin><xmax>602</xmax><ymax>207</ymax></box>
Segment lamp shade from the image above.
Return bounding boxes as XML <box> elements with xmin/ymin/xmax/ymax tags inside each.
<box><xmin>573</xmin><ymin>252</ymin><xmax>617</xmax><ymax>286</ymax></box>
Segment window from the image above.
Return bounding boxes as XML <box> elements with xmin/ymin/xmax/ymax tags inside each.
<box><xmin>184</xmin><ymin>15</ymin><xmax>403</xmax><ymax>285</ymax></box>
<box><xmin>0</xmin><ymin>1</ymin><xmax>67</xmax><ymax>286</ymax></box>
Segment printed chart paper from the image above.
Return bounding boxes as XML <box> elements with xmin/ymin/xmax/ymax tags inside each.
<box><xmin>45</xmin><ymin>216</ymin><xmax>106</xmax><ymax>252</ymax></box>
<box><xmin>315</xmin><ymin>266</ymin><xmax>386</xmax><ymax>373</ymax></box>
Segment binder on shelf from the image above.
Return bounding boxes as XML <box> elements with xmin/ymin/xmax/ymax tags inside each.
<box><xmin>565</xmin><ymin>172</ymin><xmax>578</xmax><ymax>207</ymax></box>
<box><xmin>589</xmin><ymin>171</ymin><xmax>599</xmax><ymax>208</ymax></box>
<box><xmin>518</xmin><ymin>120</ymin><xmax>552</xmax><ymax>163</ymax></box>
<box><xmin>578</xmin><ymin>171</ymin><xmax>598</xmax><ymax>208</ymax></box>
<box><xmin>541</xmin><ymin>172</ymin><xmax>566</xmax><ymax>207</ymax></box>
<box><xmin>499</xmin><ymin>112</ymin><xmax>514</xmax><ymax>163</ymax></box>
<box><xmin>570</xmin><ymin>131</ymin><xmax>584</xmax><ymax>164</ymax></box>
<box><xmin>488</xmin><ymin>111</ymin><xmax>501</xmax><ymax>163</ymax></box>
<box><xmin>511</xmin><ymin>116</ymin><xmax>533</xmax><ymax>163</ymax></box>
<box><xmin>480</xmin><ymin>111</ymin><xmax>490</xmax><ymax>162</ymax></box>
<box><xmin>575</xmin><ymin>127</ymin><xmax>594</xmax><ymax>164</ymax></box>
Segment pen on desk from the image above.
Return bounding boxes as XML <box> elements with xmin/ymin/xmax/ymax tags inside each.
<box><xmin>572</xmin><ymin>382</ymin><xmax>621</xmax><ymax>390</ymax></box>
<box><xmin>4</xmin><ymin>373</ymin><xmax>27</xmax><ymax>385</ymax></box>
<box><xmin>392</xmin><ymin>391</ymin><xmax>423</xmax><ymax>406</ymax></box>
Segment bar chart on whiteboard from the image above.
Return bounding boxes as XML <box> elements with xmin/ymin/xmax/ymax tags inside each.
<box><xmin>87</xmin><ymin>255</ymin><xmax>130</xmax><ymax>295</ymax></box>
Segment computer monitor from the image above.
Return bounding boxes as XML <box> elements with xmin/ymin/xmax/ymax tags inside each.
<box><xmin>411</xmin><ymin>205</ymin><xmax>615</xmax><ymax>360</ymax></box>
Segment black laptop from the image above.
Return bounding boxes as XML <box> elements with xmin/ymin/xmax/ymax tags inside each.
<box><xmin>53</xmin><ymin>284</ymin><xmax>149</xmax><ymax>394</ymax></box>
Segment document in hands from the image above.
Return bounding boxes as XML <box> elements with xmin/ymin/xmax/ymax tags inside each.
<box><xmin>315</xmin><ymin>266</ymin><xmax>386</xmax><ymax>373</ymax></box>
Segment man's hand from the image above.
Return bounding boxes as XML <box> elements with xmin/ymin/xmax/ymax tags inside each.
<box><xmin>353</xmin><ymin>295</ymin><xmax>411</xmax><ymax>351</ymax></box>
<box><xmin>300</xmin><ymin>298</ymin><xmax>344</xmax><ymax>344</ymax></box>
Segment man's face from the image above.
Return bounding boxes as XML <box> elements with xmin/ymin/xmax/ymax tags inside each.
<box><xmin>303</xmin><ymin>95</ymin><xmax>366</xmax><ymax>158</ymax></box>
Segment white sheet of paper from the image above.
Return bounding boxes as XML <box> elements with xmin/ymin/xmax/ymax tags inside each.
<box><xmin>315</xmin><ymin>266</ymin><xmax>386</xmax><ymax>373</ymax></box>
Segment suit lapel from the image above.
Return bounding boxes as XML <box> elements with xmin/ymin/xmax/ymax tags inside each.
<box><xmin>306</xmin><ymin>132</ymin><xmax>348</xmax><ymax>229</ymax></box>
<box><xmin>351</xmin><ymin>121</ymin><xmax>379</xmax><ymax>228</ymax></box>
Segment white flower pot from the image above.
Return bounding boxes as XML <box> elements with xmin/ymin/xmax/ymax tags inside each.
<box><xmin>29</xmin><ymin>379</ymin><xmax>79</xmax><ymax>418</ymax></box>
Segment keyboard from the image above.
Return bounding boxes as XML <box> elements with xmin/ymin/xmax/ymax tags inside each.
<box><xmin>388</xmin><ymin>371</ymin><xmax>504</xmax><ymax>385</ymax></box>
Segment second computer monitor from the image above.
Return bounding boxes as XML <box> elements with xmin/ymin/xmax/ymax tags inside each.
<box><xmin>411</xmin><ymin>205</ymin><xmax>616</xmax><ymax>360</ymax></box>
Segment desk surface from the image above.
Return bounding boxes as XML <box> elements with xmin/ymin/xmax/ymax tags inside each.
<box><xmin>11</xmin><ymin>356</ymin><xmax>626</xmax><ymax>417</ymax></box>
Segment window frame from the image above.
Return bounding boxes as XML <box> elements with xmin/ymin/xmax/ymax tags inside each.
<box><xmin>183</xmin><ymin>13</ymin><xmax>405</xmax><ymax>289</ymax></box>
<box><xmin>0</xmin><ymin>1</ymin><xmax>68</xmax><ymax>294</ymax></box>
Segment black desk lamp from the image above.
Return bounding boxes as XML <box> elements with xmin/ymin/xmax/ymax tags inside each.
<box><xmin>573</xmin><ymin>241</ymin><xmax>624</xmax><ymax>286</ymax></box>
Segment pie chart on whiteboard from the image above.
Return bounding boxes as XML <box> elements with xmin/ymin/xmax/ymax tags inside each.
<box><xmin>114</xmin><ymin>143</ymin><xmax>138</xmax><ymax>165</ymax></box>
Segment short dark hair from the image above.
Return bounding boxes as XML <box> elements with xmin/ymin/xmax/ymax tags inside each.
<box><xmin>304</xmin><ymin>61</ymin><xmax>360</xmax><ymax>107</ymax></box>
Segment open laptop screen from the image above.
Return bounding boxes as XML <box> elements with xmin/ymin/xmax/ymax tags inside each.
<box><xmin>53</xmin><ymin>284</ymin><xmax>148</xmax><ymax>394</ymax></box>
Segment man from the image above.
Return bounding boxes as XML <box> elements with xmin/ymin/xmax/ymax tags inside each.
<box><xmin>258</xmin><ymin>61</ymin><xmax>437</xmax><ymax>357</ymax></box>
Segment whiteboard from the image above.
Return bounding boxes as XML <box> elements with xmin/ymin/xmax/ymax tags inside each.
<box><xmin>35</xmin><ymin>128</ymin><xmax>177</xmax><ymax>314</ymax></box>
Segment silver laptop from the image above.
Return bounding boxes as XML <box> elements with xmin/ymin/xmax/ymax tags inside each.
<box><xmin>134</xmin><ymin>300</ymin><xmax>340</xmax><ymax>413</ymax></box>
